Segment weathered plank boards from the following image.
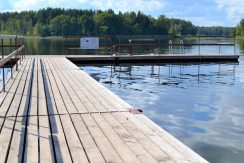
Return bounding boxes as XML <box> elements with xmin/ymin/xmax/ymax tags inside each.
<box><xmin>0</xmin><ymin>56</ymin><xmax>208</xmax><ymax>163</ymax></box>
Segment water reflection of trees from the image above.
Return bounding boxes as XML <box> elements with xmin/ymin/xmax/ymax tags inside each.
<box><xmin>239</xmin><ymin>39</ymin><xmax>244</xmax><ymax>51</ymax></box>
<box><xmin>107</xmin><ymin>64</ymin><xmax>237</xmax><ymax>86</ymax></box>
<box><xmin>25</xmin><ymin>38</ymin><xmax>65</xmax><ymax>55</ymax></box>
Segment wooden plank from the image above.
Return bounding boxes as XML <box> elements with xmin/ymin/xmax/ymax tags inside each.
<box><xmin>23</xmin><ymin>116</ymin><xmax>38</xmax><ymax>163</ymax></box>
<box><xmin>41</xmin><ymin>59</ymin><xmax>72</xmax><ymax>163</ymax></box>
<box><xmin>44</xmin><ymin>59</ymin><xmax>78</xmax><ymax>114</ymax></box>
<box><xmin>60</xmin><ymin>114</ymin><xmax>89</xmax><ymax>163</ymax></box>
<box><xmin>75</xmin><ymin>70</ymin><xmax>125</xmax><ymax>111</ymax></box>
<box><xmin>0</xmin><ymin>117</ymin><xmax>3</xmax><ymax>130</ymax></box>
<box><xmin>51</xmin><ymin>59</ymin><xmax>96</xmax><ymax>113</ymax></box>
<box><xmin>39</xmin><ymin>116</ymin><xmax>55</xmax><ymax>162</ymax></box>
<box><xmin>0</xmin><ymin>60</ymin><xmax>33</xmax><ymax>159</ymax></box>
<box><xmin>17</xmin><ymin>59</ymin><xmax>33</xmax><ymax>117</ymax></box>
<box><xmin>6</xmin><ymin>61</ymin><xmax>33</xmax><ymax>161</ymax></box>
<box><xmin>6</xmin><ymin>60</ymin><xmax>30</xmax><ymax>117</ymax></box>
<box><xmin>28</xmin><ymin>58</ymin><xmax>38</xmax><ymax>116</ymax></box>
<box><xmin>67</xmin><ymin>54</ymin><xmax>239</xmax><ymax>64</ymax></box>
<box><xmin>64</xmin><ymin>63</ymin><xmax>128</xmax><ymax>111</ymax></box>
<box><xmin>7</xmin><ymin>117</ymin><xmax>26</xmax><ymax>163</ymax></box>
<box><xmin>52</xmin><ymin>69</ymin><xmax>89</xmax><ymax>113</ymax></box>
<box><xmin>0</xmin><ymin>59</ymin><xmax>33</xmax><ymax>162</ymax></box>
<box><xmin>49</xmin><ymin>59</ymin><xmax>94</xmax><ymax>114</ymax></box>
<box><xmin>70</xmin><ymin>114</ymin><xmax>105</xmax><ymax>163</ymax></box>
<box><xmin>81</xmin><ymin>114</ymin><xmax>123</xmax><ymax>163</ymax></box>
<box><xmin>112</xmin><ymin>112</ymin><xmax>174</xmax><ymax>162</ymax></box>
<box><xmin>49</xmin><ymin>115</ymin><xmax>72</xmax><ymax>163</ymax></box>
<box><xmin>136</xmin><ymin>114</ymin><xmax>208</xmax><ymax>163</ymax></box>
<box><xmin>0</xmin><ymin>59</ymin><xmax>28</xmax><ymax>103</ymax></box>
<box><xmin>37</xmin><ymin>57</ymin><xmax>55</xmax><ymax>162</ymax></box>
<box><xmin>53</xmin><ymin>58</ymin><xmax>110</xmax><ymax>113</ymax></box>
<box><xmin>37</xmin><ymin>59</ymin><xmax>49</xmax><ymax>116</ymax></box>
<box><xmin>41</xmin><ymin>59</ymin><xmax>67</xmax><ymax>115</ymax></box>
<box><xmin>53</xmin><ymin>59</ymin><xmax>92</xmax><ymax>114</ymax></box>
<box><xmin>92</xmin><ymin>113</ymin><xmax>142</xmax><ymax>163</ymax></box>
<box><xmin>0</xmin><ymin>59</ymin><xmax>30</xmax><ymax>118</ymax></box>
<box><xmin>102</xmin><ymin>113</ymin><xmax>167</xmax><ymax>163</ymax></box>
<box><xmin>121</xmin><ymin>112</ymin><xmax>190</xmax><ymax>162</ymax></box>
<box><xmin>0</xmin><ymin>117</ymin><xmax>16</xmax><ymax>162</ymax></box>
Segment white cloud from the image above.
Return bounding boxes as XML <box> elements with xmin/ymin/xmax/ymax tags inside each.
<box><xmin>215</xmin><ymin>0</ymin><xmax>244</xmax><ymax>23</ymax></box>
<box><xmin>91</xmin><ymin>0</ymin><xmax>165</xmax><ymax>14</ymax></box>
<box><xmin>185</xmin><ymin>17</ymin><xmax>224</xmax><ymax>26</ymax></box>
<box><xmin>11</xmin><ymin>0</ymin><xmax>89</xmax><ymax>11</ymax></box>
<box><xmin>166</xmin><ymin>15</ymin><xmax>225</xmax><ymax>27</ymax></box>
<box><xmin>10</xmin><ymin>0</ymin><xmax>165</xmax><ymax>14</ymax></box>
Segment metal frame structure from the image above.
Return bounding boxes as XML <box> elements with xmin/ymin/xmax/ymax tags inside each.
<box><xmin>168</xmin><ymin>36</ymin><xmax>236</xmax><ymax>55</ymax></box>
<box><xmin>0</xmin><ymin>34</ymin><xmax>25</xmax><ymax>92</ymax></box>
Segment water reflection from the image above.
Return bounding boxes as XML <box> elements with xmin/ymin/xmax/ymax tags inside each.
<box><xmin>239</xmin><ymin>39</ymin><xmax>244</xmax><ymax>52</ymax></box>
<box><xmin>81</xmin><ymin>62</ymin><xmax>244</xmax><ymax>163</ymax></box>
<box><xmin>0</xmin><ymin>68</ymin><xmax>11</xmax><ymax>88</ymax></box>
<box><xmin>86</xmin><ymin>63</ymin><xmax>237</xmax><ymax>87</ymax></box>
<box><xmin>24</xmin><ymin>37</ymin><xmax>243</xmax><ymax>56</ymax></box>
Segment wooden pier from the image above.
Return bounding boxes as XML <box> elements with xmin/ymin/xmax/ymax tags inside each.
<box><xmin>0</xmin><ymin>56</ymin><xmax>208</xmax><ymax>163</ymax></box>
<box><xmin>67</xmin><ymin>54</ymin><xmax>239</xmax><ymax>65</ymax></box>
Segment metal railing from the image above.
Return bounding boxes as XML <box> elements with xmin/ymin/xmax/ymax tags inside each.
<box><xmin>64</xmin><ymin>36</ymin><xmax>114</xmax><ymax>57</ymax></box>
<box><xmin>0</xmin><ymin>34</ymin><xmax>25</xmax><ymax>92</ymax></box>
<box><xmin>168</xmin><ymin>36</ymin><xmax>236</xmax><ymax>55</ymax></box>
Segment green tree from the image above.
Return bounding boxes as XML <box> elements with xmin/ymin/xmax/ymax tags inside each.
<box><xmin>0</xmin><ymin>8</ymin><xmax>202</xmax><ymax>36</ymax></box>
<box><xmin>50</xmin><ymin>15</ymin><xmax>74</xmax><ymax>36</ymax></box>
<box><xmin>236</xmin><ymin>19</ymin><xmax>244</xmax><ymax>36</ymax></box>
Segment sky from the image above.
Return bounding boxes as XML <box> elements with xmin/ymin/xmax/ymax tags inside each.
<box><xmin>0</xmin><ymin>0</ymin><xmax>244</xmax><ymax>27</ymax></box>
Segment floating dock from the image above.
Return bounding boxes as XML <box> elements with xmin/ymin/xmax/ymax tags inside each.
<box><xmin>67</xmin><ymin>54</ymin><xmax>239</xmax><ymax>65</ymax></box>
<box><xmin>0</xmin><ymin>56</ymin><xmax>208</xmax><ymax>163</ymax></box>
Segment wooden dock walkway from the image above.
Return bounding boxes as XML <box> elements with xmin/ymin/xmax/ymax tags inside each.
<box><xmin>0</xmin><ymin>56</ymin><xmax>208</xmax><ymax>163</ymax></box>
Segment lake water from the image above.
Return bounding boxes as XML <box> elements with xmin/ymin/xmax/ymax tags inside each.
<box><xmin>1</xmin><ymin>37</ymin><xmax>244</xmax><ymax>163</ymax></box>
<box><xmin>79</xmin><ymin>39</ymin><xmax>244</xmax><ymax>163</ymax></box>
<box><xmin>0</xmin><ymin>68</ymin><xmax>11</xmax><ymax>89</ymax></box>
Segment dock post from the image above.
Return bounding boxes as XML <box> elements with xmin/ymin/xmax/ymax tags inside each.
<box><xmin>198</xmin><ymin>36</ymin><xmax>201</xmax><ymax>55</ymax></box>
<box><xmin>15</xmin><ymin>35</ymin><xmax>18</xmax><ymax>71</ymax></box>
<box><xmin>19</xmin><ymin>37</ymin><xmax>21</xmax><ymax>65</ymax></box>
<box><xmin>65</xmin><ymin>37</ymin><xmax>67</xmax><ymax>58</ymax></box>
<box><xmin>1</xmin><ymin>37</ymin><xmax>3</xmax><ymax>59</ymax></box>
<box><xmin>1</xmin><ymin>37</ymin><xmax>5</xmax><ymax>92</ymax></box>
<box><xmin>168</xmin><ymin>40</ymin><xmax>172</xmax><ymax>54</ymax></box>
<box><xmin>128</xmin><ymin>45</ymin><xmax>132</xmax><ymax>55</ymax></box>
<box><xmin>10</xmin><ymin>38</ymin><xmax>13</xmax><ymax>78</ymax></box>
<box><xmin>2</xmin><ymin>66</ymin><xmax>5</xmax><ymax>92</ymax></box>
<box><xmin>23</xmin><ymin>37</ymin><xmax>25</xmax><ymax>59</ymax></box>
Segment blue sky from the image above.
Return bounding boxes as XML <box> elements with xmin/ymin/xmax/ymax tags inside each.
<box><xmin>0</xmin><ymin>0</ymin><xmax>244</xmax><ymax>27</ymax></box>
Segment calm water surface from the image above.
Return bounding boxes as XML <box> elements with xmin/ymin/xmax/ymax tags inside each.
<box><xmin>0</xmin><ymin>68</ymin><xmax>11</xmax><ymax>88</ymax></box>
<box><xmin>80</xmin><ymin>40</ymin><xmax>244</xmax><ymax>163</ymax></box>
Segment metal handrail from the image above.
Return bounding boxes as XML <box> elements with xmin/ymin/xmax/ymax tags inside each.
<box><xmin>168</xmin><ymin>40</ymin><xmax>173</xmax><ymax>54</ymax></box>
<box><xmin>0</xmin><ymin>34</ymin><xmax>25</xmax><ymax>92</ymax></box>
<box><xmin>180</xmin><ymin>40</ymin><xmax>184</xmax><ymax>54</ymax></box>
<box><xmin>0</xmin><ymin>34</ymin><xmax>24</xmax><ymax>39</ymax></box>
<box><xmin>0</xmin><ymin>45</ymin><xmax>25</xmax><ymax>67</ymax></box>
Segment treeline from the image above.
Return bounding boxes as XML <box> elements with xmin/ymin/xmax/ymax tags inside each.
<box><xmin>0</xmin><ymin>8</ymin><xmax>242</xmax><ymax>37</ymax></box>
<box><xmin>196</xmin><ymin>26</ymin><xmax>236</xmax><ymax>36</ymax></box>
<box><xmin>0</xmin><ymin>8</ymin><xmax>198</xmax><ymax>36</ymax></box>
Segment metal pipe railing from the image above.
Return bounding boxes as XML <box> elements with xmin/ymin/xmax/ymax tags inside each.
<box><xmin>0</xmin><ymin>34</ymin><xmax>25</xmax><ymax>92</ymax></box>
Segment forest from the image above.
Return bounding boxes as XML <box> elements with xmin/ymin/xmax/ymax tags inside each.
<box><xmin>0</xmin><ymin>8</ymin><xmax>242</xmax><ymax>37</ymax></box>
